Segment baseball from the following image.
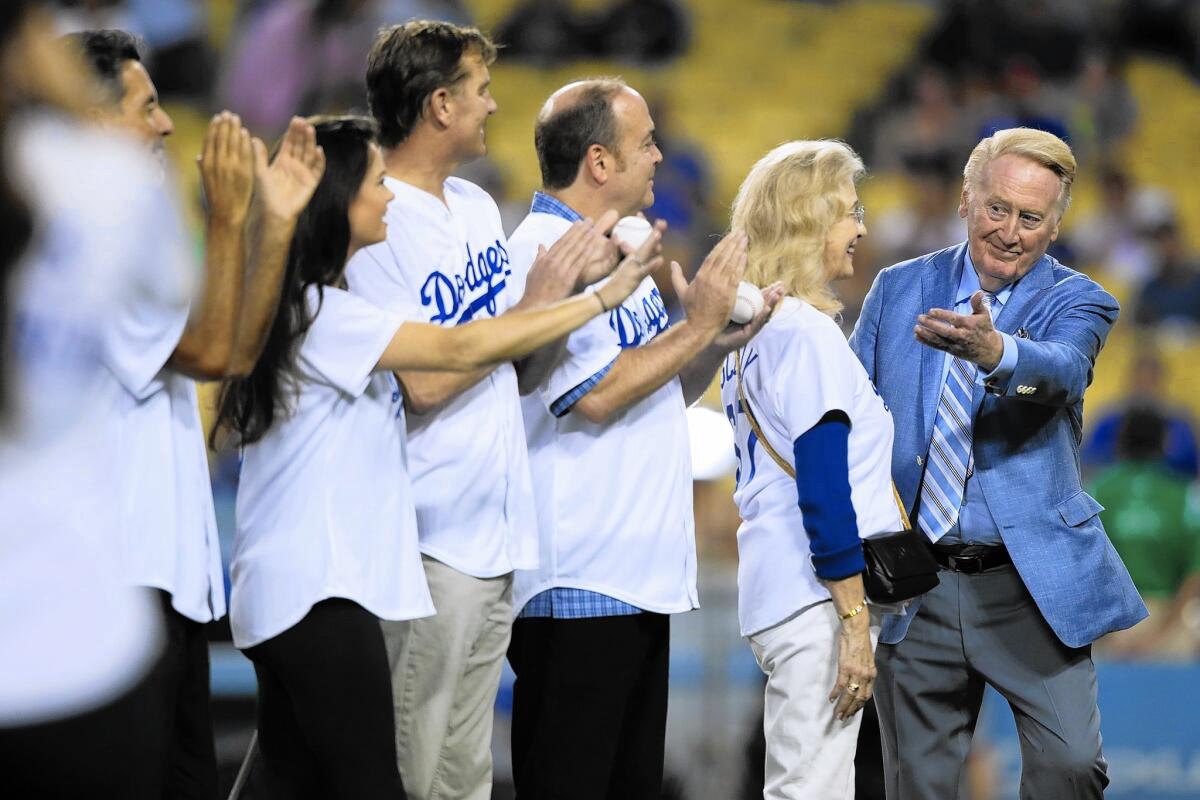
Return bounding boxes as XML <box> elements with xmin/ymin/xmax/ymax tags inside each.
<box><xmin>730</xmin><ymin>281</ymin><xmax>764</xmax><ymax>324</ymax></box>
<box><xmin>611</xmin><ymin>215</ymin><xmax>653</xmax><ymax>251</ymax></box>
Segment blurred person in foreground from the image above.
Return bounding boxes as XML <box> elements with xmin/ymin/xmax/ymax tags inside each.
<box><xmin>67</xmin><ymin>28</ymin><xmax>326</xmax><ymax>797</ymax></box>
<box><xmin>850</xmin><ymin>127</ymin><xmax>1147</xmax><ymax>799</ymax></box>
<box><xmin>719</xmin><ymin>140</ymin><xmax>898</xmax><ymax>799</ymax></box>
<box><xmin>216</xmin><ymin>115</ymin><xmax>662</xmax><ymax>799</ymax></box>
<box><xmin>1090</xmin><ymin>406</ymin><xmax>1200</xmax><ymax>659</ymax></box>
<box><xmin>347</xmin><ymin>22</ymin><xmax>631</xmax><ymax>799</ymax></box>
<box><xmin>0</xmin><ymin>4</ymin><xmax>167</xmax><ymax>795</ymax></box>
<box><xmin>504</xmin><ymin>77</ymin><xmax>780</xmax><ymax>799</ymax></box>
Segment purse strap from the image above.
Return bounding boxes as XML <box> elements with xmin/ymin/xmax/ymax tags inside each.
<box><xmin>734</xmin><ymin>348</ymin><xmax>912</xmax><ymax>531</ymax></box>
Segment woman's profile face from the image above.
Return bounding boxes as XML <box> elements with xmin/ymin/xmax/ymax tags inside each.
<box><xmin>822</xmin><ymin>178</ymin><xmax>867</xmax><ymax>282</ymax></box>
<box><xmin>347</xmin><ymin>144</ymin><xmax>393</xmax><ymax>252</ymax></box>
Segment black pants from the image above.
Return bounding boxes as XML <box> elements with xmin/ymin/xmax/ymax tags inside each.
<box><xmin>244</xmin><ymin>598</ymin><xmax>405</xmax><ymax>800</ymax></box>
<box><xmin>126</xmin><ymin>589</ymin><xmax>220</xmax><ymax>799</ymax></box>
<box><xmin>0</xmin><ymin>590</ymin><xmax>216</xmax><ymax>799</ymax></box>
<box><xmin>508</xmin><ymin>613</ymin><xmax>670</xmax><ymax>800</ymax></box>
<box><xmin>0</xmin><ymin>670</ymin><xmax>153</xmax><ymax>799</ymax></box>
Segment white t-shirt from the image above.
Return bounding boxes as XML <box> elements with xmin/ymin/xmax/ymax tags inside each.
<box><xmin>506</xmin><ymin>210</ymin><xmax>699</xmax><ymax>615</ymax></box>
<box><xmin>719</xmin><ymin>298</ymin><xmax>903</xmax><ymax>637</ymax></box>
<box><xmin>230</xmin><ymin>287</ymin><xmax>434</xmax><ymax>649</ymax></box>
<box><xmin>344</xmin><ymin>176</ymin><xmax>537</xmax><ymax>578</ymax></box>
<box><xmin>0</xmin><ymin>114</ymin><xmax>164</xmax><ymax>724</ymax></box>
<box><xmin>97</xmin><ymin>149</ymin><xmax>225</xmax><ymax>625</ymax></box>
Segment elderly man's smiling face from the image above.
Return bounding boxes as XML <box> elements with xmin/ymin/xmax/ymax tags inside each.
<box><xmin>959</xmin><ymin>153</ymin><xmax>1062</xmax><ymax>292</ymax></box>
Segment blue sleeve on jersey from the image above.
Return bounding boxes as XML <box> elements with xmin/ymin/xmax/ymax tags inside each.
<box><xmin>549</xmin><ymin>357</ymin><xmax>617</xmax><ymax>417</ymax></box>
<box><xmin>792</xmin><ymin>410</ymin><xmax>866</xmax><ymax>581</ymax></box>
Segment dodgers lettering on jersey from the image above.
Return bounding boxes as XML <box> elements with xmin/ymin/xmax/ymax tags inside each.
<box><xmin>420</xmin><ymin>237</ymin><xmax>511</xmax><ymax>325</ymax></box>
<box><xmin>609</xmin><ymin>286</ymin><xmax>670</xmax><ymax>347</ymax></box>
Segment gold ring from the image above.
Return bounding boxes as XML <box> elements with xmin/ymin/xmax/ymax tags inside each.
<box><xmin>848</xmin><ymin>683</ymin><xmax>861</xmax><ymax>693</ymax></box>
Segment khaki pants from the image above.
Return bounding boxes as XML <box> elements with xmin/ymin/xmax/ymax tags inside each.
<box><xmin>380</xmin><ymin>556</ymin><xmax>513</xmax><ymax>800</ymax></box>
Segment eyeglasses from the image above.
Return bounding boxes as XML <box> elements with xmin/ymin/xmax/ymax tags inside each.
<box><xmin>849</xmin><ymin>203</ymin><xmax>866</xmax><ymax>224</ymax></box>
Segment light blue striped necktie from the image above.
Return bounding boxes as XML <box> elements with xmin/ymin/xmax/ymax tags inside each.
<box><xmin>918</xmin><ymin>293</ymin><xmax>996</xmax><ymax>542</ymax></box>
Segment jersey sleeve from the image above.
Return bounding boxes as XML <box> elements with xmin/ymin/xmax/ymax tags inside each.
<box><xmin>540</xmin><ymin>309</ymin><xmax>624</xmax><ymax>416</ymax></box>
<box><xmin>770</xmin><ymin>320</ymin><xmax>858</xmax><ymax>441</ymax></box>
<box><xmin>298</xmin><ymin>288</ymin><xmax>403</xmax><ymax>397</ymax></box>
<box><xmin>102</xmin><ymin>181</ymin><xmax>197</xmax><ymax>400</ymax></box>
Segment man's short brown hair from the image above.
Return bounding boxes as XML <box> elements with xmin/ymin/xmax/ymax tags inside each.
<box><xmin>534</xmin><ymin>78</ymin><xmax>628</xmax><ymax>190</ymax></box>
<box><xmin>366</xmin><ymin>20</ymin><xmax>497</xmax><ymax>148</ymax></box>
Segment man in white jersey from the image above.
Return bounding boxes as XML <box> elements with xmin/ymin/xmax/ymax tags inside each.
<box><xmin>504</xmin><ymin>78</ymin><xmax>776</xmax><ymax>799</ymax></box>
<box><xmin>347</xmin><ymin>22</ymin><xmax>623</xmax><ymax>799</ymax></box>
<box><xmin>73</xmin><ymin>29</ymin><xmax>325</xmax><ymax>798</ymax></box>
<box><xmin>0</xmin><ymin>11</ymin><xmax>165</xmax><ymax>792</ymax></box>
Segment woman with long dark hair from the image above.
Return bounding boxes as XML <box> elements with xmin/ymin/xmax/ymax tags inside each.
<box><xmin>217</xmin><ymin>115</ymin><xmax>659</xmax><ymax>799</ymax></box>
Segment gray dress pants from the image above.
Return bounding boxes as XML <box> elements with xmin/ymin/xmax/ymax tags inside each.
<box><xmin>874</xmin><ymin>564</ymin><xmax>1109</xmax><ymax>799</ymax></box>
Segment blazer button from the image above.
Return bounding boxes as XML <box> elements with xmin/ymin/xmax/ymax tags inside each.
<box><xmin>916</xmin><ymin>455</ymin><xmax>924</xmax><ymax>466</ymax></box>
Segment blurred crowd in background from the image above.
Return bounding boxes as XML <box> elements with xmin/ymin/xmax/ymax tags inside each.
<box><xmin>43</xmin><ymin>0</ymin><xmax>1200</xmax><ymax>797</ymax></box>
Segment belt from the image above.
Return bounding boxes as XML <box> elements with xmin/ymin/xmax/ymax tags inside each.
<box><xmin>928</xmin><ymin>543</ymin><xmax>1011</xmax><ymax>574</ymax></box>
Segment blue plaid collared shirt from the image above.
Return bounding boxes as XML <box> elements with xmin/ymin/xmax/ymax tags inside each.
<box><xmin>519</xmin><ymin>192</ymin><xmax>644</xmax><ymax>620</ymax></box>
<box><xmin>549</xmin><ymin>359</ymin><xmax>616</xmax><ymax>417</ymax></box>
<box><xmin>518</xmin><ymin>588</ymin><xmax>644</xmax><ymax>618</ymax></box>
<box><xmin>530</xmin><ymin>191</ymin><xmax>583</xmax><ymax>222</ymax></box>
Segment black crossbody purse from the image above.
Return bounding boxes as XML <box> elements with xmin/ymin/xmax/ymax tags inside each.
<box><xmin>735</xmin><ymin>350</ymin><xmax>939</xmax><ymax>603</ymax></box>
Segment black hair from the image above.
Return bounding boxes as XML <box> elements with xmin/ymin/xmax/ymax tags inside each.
<box><xmin>64</xmin><ymin>29</ymin><xmax>143</xmax><ymax>101</ymax></box>
<box><xmin>534</xmin><ymin>79</ymin><xmax>626</xmax><ymax>190</ymax></box>
<box><xmin>214</xmin><ymin>116</ymin><xmax>378</xmax><ymax>446</ymax></box>
<box><xmin>366</xmin><ymin>20</ymin><xmax>497</xmax><ymax>149</ymax></box>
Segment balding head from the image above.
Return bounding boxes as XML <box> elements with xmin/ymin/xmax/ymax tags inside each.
<box><xmin>534</xmin><ymin>77</ymin><xmax>632</xmax><ymax>189</ymax></box>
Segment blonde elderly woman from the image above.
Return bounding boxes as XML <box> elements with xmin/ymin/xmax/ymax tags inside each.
<box><xmin>719</xmin><ymin>140</ymin><xmax>902</xmax><ymax>798</ymax></box>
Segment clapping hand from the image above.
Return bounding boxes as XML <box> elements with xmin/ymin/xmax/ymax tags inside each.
<box><xmin>198</xmin><ymin>111</ymin><xmax>255</xmax><ymax>226</ymax></box>
<box><xmin>523</xmin><ymin>217</ymin><xmax>615</xmax><ymax>306</ymax></box>
<box><xmin>254</xmin><ymin>116</ymin><xmax>326</xmax><ymax>223</ymax></box>
<box><xmin>574</xmin><ymin>209</ymin><xmax>625</xmax><ymax>289</ymax></box>
<box><xmin>669</xmin><ymin>232</ymin><xmax>749</xmax><ymax>336</ymax></box>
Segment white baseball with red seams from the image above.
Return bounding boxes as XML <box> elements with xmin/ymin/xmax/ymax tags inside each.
<box><xmin>731</xmin><ymin>281</ymin><xmax>765</xmax><ymax>324</ymax></box>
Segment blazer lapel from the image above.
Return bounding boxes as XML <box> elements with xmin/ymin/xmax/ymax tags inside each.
<box><xmin>919</xmin><ymin>244</ymin><xmax>965</xmax><ymax>442</ymax></box>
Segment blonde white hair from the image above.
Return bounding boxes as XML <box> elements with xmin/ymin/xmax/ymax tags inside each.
<box><xmin>963</xmin><ymin>127</ymin><xmax>1077</xmax><ymax>217</ymax></box>
<box><xmin>730</xmin><ymin>140</ymin><xmax>865</xmax><ymax>318</ymax></box>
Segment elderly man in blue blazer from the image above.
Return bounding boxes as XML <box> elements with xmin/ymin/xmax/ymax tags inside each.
<box><xmin>850</xmin><ymin>127</ymin><xmax>1147</xmax><ymax>799</ymax></box>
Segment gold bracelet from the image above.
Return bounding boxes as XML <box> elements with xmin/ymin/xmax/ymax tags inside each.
<box><xmin>838</xmin><ymin>599</ymin><xmax>868</xmax><ymax>621</ymax></box>
<box><xmin>595</xmin><ymin>290</ymin><xmax>610</xmax><ymax>312</ymax></box>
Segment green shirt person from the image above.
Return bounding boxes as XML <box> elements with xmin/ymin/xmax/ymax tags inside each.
<box><xmin>1090</xmin><ymin>407</ymin><xmax>1200</xmax><ymax>658</ymax></box>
